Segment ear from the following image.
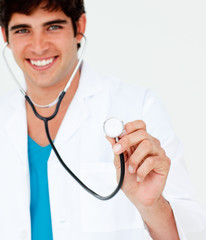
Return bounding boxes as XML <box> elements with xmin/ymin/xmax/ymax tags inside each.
<box><xmin>1</xmin><ymin>27</ymin><xmax>8</xmax><ymax>43</ymax></box>
<box><xmin>76</xmin><ymin>14</ymin><xmax>87</xmax><ymax>43</ymax></box>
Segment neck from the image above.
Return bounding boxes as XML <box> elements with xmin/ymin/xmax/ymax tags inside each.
<box><xmin>26</xmin><ymin>68</ymin><xmax>80</xmax><ymax>117</ymax></box>
<box><xmin>26</xmin><ymin>70</ymin><xmax>80</xmax><ymax>146</ymax></box>
<box><xmin>27</xmin><ymin>71</ymin><xmax>79</xmax><ymax>104</ymax></box>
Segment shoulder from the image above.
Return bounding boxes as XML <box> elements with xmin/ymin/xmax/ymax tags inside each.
<box><xmin>0</xmin><ymin>89</ymin><xmax>24</xmax><ymax>121</ymax></box>
<box><xmin>0</xmin><ymin>89</ymin><xmax>20</xmax><ymax>106</ymax></box>
<box><xmin>81</xmin><ymin>62</ymin><xmax>150</xmax><ymax>105</ymax></box>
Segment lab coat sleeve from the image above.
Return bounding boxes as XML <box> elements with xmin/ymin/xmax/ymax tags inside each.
<box><xmin>141</xmin><ymin>89</ymin><xmax>206</xmax><ymax>240</ymax></box>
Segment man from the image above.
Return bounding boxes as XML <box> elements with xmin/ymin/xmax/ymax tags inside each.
<box><xmin>0</xmin><ymin>0</ymin><xmax>205</xmax><ymax>239</ymax></box>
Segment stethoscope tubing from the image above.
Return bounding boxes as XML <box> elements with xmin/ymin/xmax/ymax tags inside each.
<box><xmin>26</xmin><ymin>93</ymin><xmax>125</xmax><ymax>200</ymax></box>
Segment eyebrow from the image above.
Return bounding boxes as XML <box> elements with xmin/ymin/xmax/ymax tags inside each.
<box><xmin>10</xmin><ymin>19</ymin><xmax>68</xmax><ymax>32</ymax></box>
<box><xmin>10</xmin><ymin>24</ymin><xmax>30</xmax><ymax>32</ymax></box>
<box><xmin>43</xmin><ymin>19</ymin><xmax>68</xmax><ymax>27</ymax></box>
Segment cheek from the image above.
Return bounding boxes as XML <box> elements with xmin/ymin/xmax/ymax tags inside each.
<box><xmin>12</xmin><ymin>50</ymin><xmax>25</xmax><ymax>69</ymax></box>
<box><xmin>9</xmin><ymin>41</ymin><xmax>25</xmax><ymax>61</ymax></box>
<box><xmin>59</xmin><ymin>31</ymin><xmax>78</xmax><ymax>50</ymax></box>
<box><xmin>59</xmin><ymin>39</ymin><xmax>78</xmax><ymax>61</ymax></box>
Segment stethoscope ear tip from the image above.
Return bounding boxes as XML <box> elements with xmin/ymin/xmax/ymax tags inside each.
<box><xmin>103</xmin><ymin>118</ymin><xmax>124</xmax><ymax>139</ymax></box>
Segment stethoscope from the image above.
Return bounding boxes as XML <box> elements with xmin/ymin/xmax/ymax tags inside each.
<box><xmin>2</xmin><ymin>34</ymin><xmax>125</xmax><ymax>200</ymax></box>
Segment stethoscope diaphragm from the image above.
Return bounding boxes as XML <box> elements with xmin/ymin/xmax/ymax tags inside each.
<box><xmin>103</xmin><ymin>118</ymin><xmax>124</xmax><ymax>138</ymax></box>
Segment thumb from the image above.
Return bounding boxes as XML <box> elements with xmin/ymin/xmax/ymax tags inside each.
<box><xmin>105</xmin><ymin>136</ymin><xmax>121</xmax><ymax>169</ymax></box>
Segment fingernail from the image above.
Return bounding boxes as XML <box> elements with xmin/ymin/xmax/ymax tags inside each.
<box><xmin>113</xmin><ymin>144</ymin><xmax>121</xmax><ymax>153</ymax></box>
<box><xmin>128</xmin><ymin>165</ymin><xmax>134</xmax><ymax>173</ymax></box>
<box><xmin>137</xmin><ymin>176</ymin><xmax>141</xmax><ymax>182</ymax></box>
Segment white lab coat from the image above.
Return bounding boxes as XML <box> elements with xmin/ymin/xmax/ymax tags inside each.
<box><xmin>0</xmin><ymin>62</ymin><xmax>205</xmax><ymax>240</ymax></box>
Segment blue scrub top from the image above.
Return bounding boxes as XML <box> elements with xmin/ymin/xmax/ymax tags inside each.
<box><xmin>28</xmin><ymin>136</ymin><xmax>53</xmax><ymax>240</ymax></box>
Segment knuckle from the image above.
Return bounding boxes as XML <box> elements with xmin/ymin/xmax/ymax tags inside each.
<box><xmin>138</xmin><ymin>120</ymin><xmax>146</xmax><ymax>130</ymax></box>
<box><xmin>125</xmin><ymin>122</ymin><xmax>133</xmax><ymax>132</ymax></box>
<box><xmin>142</xmin><ymin>139</ymin><xmax>153</xmax><ymax>149</ymax></box>
<box><xmin>147</xmin><ymin>157</ymin><xmax>154</xmax><ymax>167</ymax></box>
<box><xmin>166</xmin><ymin>156</ymin><xmax>171</xmax><ymax>167</ymax></box>
<box><xmin>159</xmin><ymin>148</ymin><xmax>166</xmax><ymax>156</ymax></box>
<box><xmin>138</xmin><ymin>129</ymin><xmax>147</xmax><ymax>139</ymax></box>
<box><xmin>154</xmin><ymin>137</ymin><xmax>161</xmax><ymax>146</ymax></box>
<box><xmin>159</xmin><ymin>148</ymin><xmax>170</xmax><ymax>164</ymax></box>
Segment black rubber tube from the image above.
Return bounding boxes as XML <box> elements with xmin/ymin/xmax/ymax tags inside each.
<box><xmin>26</xmin><ymin>93</ymin><xmax>125</xmax><ymax>200</ymax></box>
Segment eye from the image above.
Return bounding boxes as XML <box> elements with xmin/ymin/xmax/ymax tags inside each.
<box><xmin>48</xmin><ymin>25</ymin><xmax>63</xmax><ymax>31</ymax></box>
<box><xmin>15</xmin><ymin>29</ymin><xmax>29</xmax><ymax>34</ymax></box>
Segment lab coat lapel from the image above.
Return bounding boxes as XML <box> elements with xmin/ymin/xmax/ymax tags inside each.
<box><xmin>4</xmin><ymin>91</ymin><xmax>28</xmax><ymax>167</ymax></box>
<box><xmin>50</xmin><ymin>62</ymin><xmax>103</xmax><ymax>152</ymax></box>
<box><xmin>53</xmin><ymin>91</ymin><xmax>89</xmax><ymax>150</ymax></box>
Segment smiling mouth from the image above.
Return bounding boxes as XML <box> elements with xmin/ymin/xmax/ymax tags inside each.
<box><xmin>27</xmin><ymin>56</ymin><xmax>58</xmax><ymax>69</ymax></box>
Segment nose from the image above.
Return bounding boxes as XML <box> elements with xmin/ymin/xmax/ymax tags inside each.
<box><xmin>29</xmin><ymin>32</ymin><xmax>50</xmax><ymax>56</ymax></box>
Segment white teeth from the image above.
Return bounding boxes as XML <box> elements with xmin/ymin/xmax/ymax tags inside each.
<box><xmin>30</xmin><ymin>58</ymin><xmax>54</xmax><ymax>67</ymax></box>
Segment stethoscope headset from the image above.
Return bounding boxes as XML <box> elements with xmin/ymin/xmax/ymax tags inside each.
<box><xmin>2</xmin><ymin>33</ymin><xmax>125</xmax><ymax>200</ymax></box>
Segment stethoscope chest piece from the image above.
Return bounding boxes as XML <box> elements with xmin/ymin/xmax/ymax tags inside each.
<box><xmin>103</xmin><ymin>118</ymin><xmax>124</xmax><ymax>138</ymax></box>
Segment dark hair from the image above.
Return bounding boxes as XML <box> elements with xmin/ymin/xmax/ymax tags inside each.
<box><xmin>0</xmin><ymin>0</ymin><xmax>85</xmax><ymax>41</ymax></box>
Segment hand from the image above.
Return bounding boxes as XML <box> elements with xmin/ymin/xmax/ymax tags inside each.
<box><xmin>107</xmin><ymin>120</ymin><xmax>171</xmax><ymax>210</ymax></box>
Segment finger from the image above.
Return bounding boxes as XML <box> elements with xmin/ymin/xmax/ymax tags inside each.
<box><xmin>113</xmin><ymin>129</ymin><xmax>151</xmax><ymax>154</ymax></box>
<box><xmin>136</xmin><ymin>155</ymin><xmax>170</xmax><ymax>182</ymax></box>
<box><xmin>127</xmin><ymin>139</ymin><xmax>162</xmax><ymax>173</ymax></box>
<box><xmin>124</xmin><ymin>120</ymin><xmax>146</xmax><ymax>134</ymax></box>
<box><xmin>117</xmin><ymin>120</ymin><xmax>146</xmax><ymax>141</ymax></box>
<box><xmin>136</xmin><ymin>156</ymin><xmax>159</xmax><ymax>182</ymax></box>
<box><xmin>108</xmin><ymin>120</ymin><xmax>147</xmax><ymax>152</ymax></box>
<box><xmin>114</xmin><ymin>151</ymin><xmax>128</xmax><ymax>169</ymax></box>
<box><xmin>106</xmin><ymin>136</ymin><xmax>130</xmax><ymax>170</ymax></box>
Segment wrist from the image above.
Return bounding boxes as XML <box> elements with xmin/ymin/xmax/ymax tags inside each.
<box><xmin>130</xmin><ymin>193</ymin><xmax>165</xmax><ymax>215</ymax></box>
<box><xmin>136</xmin><ymin>196</ymin><xmax>180</xmax><ymax>240</ymax></box>
<box><xmin>137</xmin><ymin>195</ymin><xmax>166</xmax><ymax>218</ymax></box>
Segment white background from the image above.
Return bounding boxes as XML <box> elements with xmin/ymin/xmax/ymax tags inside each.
<box><xmin>0</xmin><ymin>0</ymin><xmax>206</xmax><ymax>210</ymax></box>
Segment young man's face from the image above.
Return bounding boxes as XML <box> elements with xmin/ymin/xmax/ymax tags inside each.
<box><xmin>6</xmin><ymin>7</ymin><xmax>86</xmax><ymax>91</ymax></box>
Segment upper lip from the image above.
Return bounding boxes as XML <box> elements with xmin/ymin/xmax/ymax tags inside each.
<box><xmin>27</xmin><ymin>56</ymin><xmax>57</xmax><ymax>61</ymax></box>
